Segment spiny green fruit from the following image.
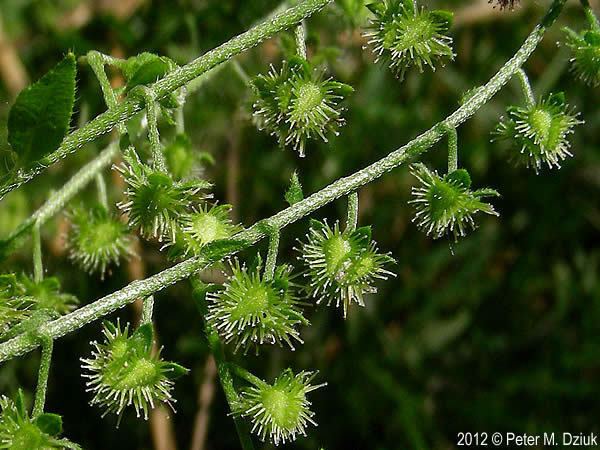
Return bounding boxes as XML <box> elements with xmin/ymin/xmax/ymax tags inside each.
<box><xmin>116</xmin><ymin>149</ymin><xmax>212</xmax><ymax>242</ymax></box>
<box><xmin>493</xmin><ymin>92</ymin><xmax>583</xmax><ymax>172</ymax></box>
<box><xmin>206</xmin><ymin>262</ymin><xmax>308</xmax><ymax>352</ymax></box>
<box><xmin>167</xmin><ymin>204</ymin><xmax>241</xmax><ymax>258</ymax></box>
<box><xmin>233</xmin><ymin>369</ymin><xmax>325</xmax><ymax>446</ymax></box>
<box><xmin>409</xmin><ymin>163</ymin><xmax>499</xmax><ymax>240</ymax></box>
<box><xmin>563</xmin><ymin>27</ymin><xmax>600</xmax><ymax>87</ymax></box>
<box><xmin>0</xmin><ymin>274</ymin><xmax>30</xmax><ymax>339</ymax></box>
<box><xmin>0</xmin><ymin>390</ymin><xmax>81</xmax><ymax>449</ymax></box>
<box><xmin>66</xmin><ymin>204</ymin><xmax>136</xmax><ymax>278</ymax></box>
<box><xmin>364</xmin><ymin>0</ymin><xmax>454</xmax><ymax>79</ymax></box>
<box><xmin>297</xmin><ymin>220</ymin><xmax>395</xmax><ymax>318</ymax></box>
<box><xmin>250</xmin><ymin>56</ymin><xmax>353</xmax><ymax>157</ymax></box>
<box><xmin>81</xmin><ymin>320</ymin><xmax>188</xmax><ymax>424</ymax></box>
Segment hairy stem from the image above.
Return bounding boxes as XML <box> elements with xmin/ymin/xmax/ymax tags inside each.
<box><xmin>346</xmin><ymin>192</ymin><xmax>359</xmax><ymax>232</ymax></box>
<box><xmin>32</xmin><ymin>222</ymin><xmax>43</xmax><ymax>283</ymax></box>
<box><xmin>32</xmin><ymin>337</ymin><xmax>53</xmax><ymax>418</ymax></box>
<box><xmin>0</xmin><ymin>144</ymin><xmax>119</xmax><ymax>258</ymax></box>
<box><xmin>141</xmin><ymin>296</ymin><xmax>155</xmax><ymax>324</ymax></box>
<box><xmin>579</xmin><ymin>0</ymin><xmax>600</xmax><ymax>29</ymax></box>
<box><xmin>205</xmin><ymin>325</ymin><xmax>255</xmax><ymax>450</ymax></box>
<box><xmin>231</xmin><ymin>364</ymin><xmax>267</xmax><ymax>388</ymax></box>
<box><xmin>295</xmin><ymin>21</ymin><xmax>307</xmax><ymax>58</ymax></box>
<box><xmin>0</xmin><ymin>0</ymin><xmax>333</xmax><ymax>200</ymax></box>
<box><xmin>264</xmin><ymin>228</ymin><xmax>281</xmax><ymax>281</ymax></box>
<box><xmin>95</xmin><ymin>173</ymin><xmax>109</xmax><ymax>208</ymax></box>
<box><xmin>446</xmin><ymin>127</ymin><xmax>458</xmax><ymax>173</ymax></box>
<box><xmin>515</xmin><ymin>68</ymin><xmax>535</xmax><ymax>108</ymax></box>
<box><xmin>0</xmin><ymin>0</ymin><xmax>567</xmax><ymax>363</ymax></box>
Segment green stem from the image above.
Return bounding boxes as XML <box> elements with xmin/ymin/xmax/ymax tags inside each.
<box><xmin>579</xmin><ymin>0</ymin><xmax>600</xmax><ymax>29</ymax></box>
<box><xmin>32</xmin><ymin>222</ymin><xmax>43</xmax><ymax>283</ymax></box>
<box><xmin>515</xmin><ymin>68</ymin><xmax>536</xmax><ymax>108</ymax></box>
<box><xmin>346</xmin><ymin>192</ymin><xmax>359</xmax><ymax>233</ymax></box>
<box><xmin>230</xmin><ymin>364</ymin><xmax>267</xmax><ymax>388</ymax></box>
<box><xmin>141</xmin><ymin>296</ymin><xmax>155</xmax><ymax>324</ymax></box>
<box><xmin>205</xmin><ymin>324</ymin><xmax>256</xmax><ymax>450</ymax></box>
<box><xmin>446</xmin><ymin>126</ymin><xmax>458</xmax><ymax>173</ymax></box>
<box><xmin>295</xmin><ymin>21</ymin><xmax>307</xmax><ymax>58</ymax></box>
<box><xmin>135</xmin><ymin>87</ymin><xmax>167</xmax><ymax>172</ymax></box>
<box><xmin>95</xmin><ymin>173</ymin><xmax>108</xmax><ymax>208</ymax></box>
<box><xmin>264</xmin><ymin>228</ymin><xmax>280</xmax><ymax>281</ymax></box>
<box><xmin>0</xmin><ymin>0</ymin><xmax>567</xmax><ymax>363</ymax></box>
<box><xmin>86</xmin><ymin>51</ymin><xmax>126</xmax><ymax>134</ymax></box>
<box><xmin>0</xmin><ymin>0</ymin><xmax>333</xmax><ymax>200</ymax></box>
<box><xmin>0</xmin><ymin>144</ymin><xmax>119</xmax><ymax>259</ymax></box>
<box><xmin>32</xmin><ymin>337</ymin><xmax>53</xmax><ymax>418</ymax></box>
<box><xmin>231</xmin><ymin>60</ymin><xmax>250</xmax><ymax>84</ymax></box>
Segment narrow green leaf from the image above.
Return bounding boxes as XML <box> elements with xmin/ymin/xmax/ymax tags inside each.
<box><xmin>163</xmin><ymin>362</ymin><xmax>189</xmax><ymax>379</ymax></box>
<box><xmin>285</xmin><ymin>171</ymin><xmax>304</xmax><ymax>206</ymax></box>
<box><xmin>132</xmin><ymin>323</ymin><xmax>154</xmax><ymax>352</ymax></box>
<box><xmin>35</xmin><ymin>413</ymin><xmax>63</xmax><ymax>436</ymax></box>
<box><xmin>7</xmin><ymin>54</ymin><xmax>77</xmax><ymax>171</ymax></box>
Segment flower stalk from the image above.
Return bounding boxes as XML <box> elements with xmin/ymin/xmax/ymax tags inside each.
<box><xmin>33</xmin><ymin>336</ymin><xmax>53</xmax><ymax>418</ymax></box>
<box><xmin>0</xmin><ymin>0</ymin><xmax>568</xmax><ymax>363</ymax></box>
<box><xmin>346</xmin><ymin>192</ymin><xmax>359</xmax><ymax>233</ymax></box>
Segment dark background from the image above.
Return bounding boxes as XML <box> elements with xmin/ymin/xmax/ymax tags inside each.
<box><xmin>0</xmin><ymin>0</ymin><xmax>599</xmax><ymax>449</ymax></box>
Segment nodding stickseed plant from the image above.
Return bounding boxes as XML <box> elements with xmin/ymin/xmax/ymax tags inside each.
<box><xmin>232</xmin><ymin>368</ymin><xmax>326</xmax><ymax>445</ymax></box>
<box><xmin>365</xmin><ymin>0</ymin><xmax>454</xmax><ymax>79</ymax></box>
<box><xmin>81</xmin><ymin>321</ymin><xmax>188</xmax><ymax>423</ymax></box>
<box><xmin>66</xmin><ymin>204</ymin><xmax>136</xmax><ymax>278</ymax></box>
<box><xmin>206</xmin><ymin>261</ymin><xmax>308</xmax><ymax>352</ymax></box>
<box><xmin>250</xmin><ymin>57</ymin><xmax>353</xmax><ymax>157</ymax></box>
<box><xmin>0</xmin><ymin>0</ymin><xmax>595</xmax><ymax>448</ymax></box>
<box><xmin>410</xmin><ymin>164</ymin><xmax>500</xmax><ymax>241</ymax></box>
<box><xmin>298</xmin><ymin>220</ymin><xmax>395</xmax><ymax>317</ymax></box>
<box><xmin>493</xmin><ymin>92</ymin><xmax>583</xmax><ymax>171</ymax></box>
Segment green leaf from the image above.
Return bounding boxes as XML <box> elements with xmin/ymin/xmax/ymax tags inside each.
<box><xmin>445</xmin><ymin>169</ymin><xmax>472</xmax><ymax>189</ymax></box>
<box><xmin>430</xmin><ymin>10</ymin><xmax>454</xmax><ymax>28</ymax></box>
<box><xmin>190</xmin><ymin>277</ymin><xmax>219</xmax><ymax>314</ymax></box>
<box><xmin>15</xmin><ymin>389</ymin><xmax>27</xmax><ymax>419</ymax></box>
<box><xmin>124</xmin><ymin>54</ymin><xmax>175</xmax><ymax>91</ymax></box>
<box><xmin>163</xmin><ymin>362</ymin><xmax>189</xmax><ymax>379</ymax></box>
<box><xmin>285</xmin><ymin>171</ymin><xmax>304</xmax><ymax>206</ymax></box>
<box><xmin>352</xmin><ymin>225</ymin><xmax>372</xmax><ymax>242</ymax></box>
<box><xmin>132</xmin><ymin>323</ymin><xmax>154</xmax><ymax>352</ymax></box>
<box><xmin>584</xmin><ymin>30</ymin><xmax>600</xmax><ymax>46</ymax></box>
<box><xmin>365</xmin><ymin>2</ymin><xmax>385</xmax><ymax>16</ymax></box>
<box><xmin>7</xmin><ymin>53</ymin><xmax>77</xmax><ymax>171</ymax></box>
<box><xmin>35</xmin><ymin>413</ymin><xmax>63</xmax><ymax>436</ymax></box>
<box><xmin>202</xmin><ymin>238</ymin><xmax>250</xmax><ymax>261</ymax></box>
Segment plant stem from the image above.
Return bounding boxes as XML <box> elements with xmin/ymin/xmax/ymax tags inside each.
<box><xmin>95</xmin><ymin>173</ymin><xmax>108</xmax><ymax>208</ymax></box>
<box><xmin>0</xmin><ymin>0</ymin><xmax>568</xmax><ymax>363</ymax></box>
<box><xmin>346</xmin><ymin>192</ymin><xmax>359</xmax><ymax>232</ymax></box>
<box><xmin>141</xmin><ymin>296</ymin><xmax>155</xmax><ymax>324</ymax></box>
<box><xmin>515</xmin><ymin>68</ymin><xmax>536</xmax><ymax>108</ymax></box>
<box><xmin>579</xmin><ymin>0</ymin><xmax>600</xmax><ymax>29</ymax></box>
<box><xmin>0</xmin><ymin>143</ymin><xmax>119</xmax><ymax>258</ymax></box>
<box><xmin>0</xmin><ymin>0</ymin><xmax>333</xmax><ymax>200</ymax></box>
<box><xmin>205</xmin><ymin>324</ymin><xmax>255</xmax><ymax>450</ymax></box>
<box><xmin>264</xmin><ymin>228</ymin><xmax>280</xmax><ymax>281</ymax></box>
<box><xmin>230</xmin><ymin>364</ymin><xmax>267</xmax><ymax>388</ymax></box>
<box><xmin>32</xmin><ymin>336</ymin><xmax>53</xmax><ymax>418</ymax></box>
<box><xmin>136</xmin><ymin>87</ymin><xmax>167</xmax><ymax>172</ymax></box>
<box><xmin>295</xmin><ymin>21</ymin><xmax>307</xmax><ymax>58</ymax></box>
<box><xmin>32</xmin><ymin>222</ymin><xmax>43</xmax><ymax>283</ymax></box>
<box><xmin>446</xmin><ymin>126</ymin><xmax>458</xmax><ymax>173</ymax></box>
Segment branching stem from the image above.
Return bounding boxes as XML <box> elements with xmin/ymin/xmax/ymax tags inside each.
<box><xmin>231</xmin><ymin>364</ymin><xmax>267</xmax><ymax>388</ymax></box>
<box><xmin>32</xmin><ymin>336</ymin><xmax>53</xmax><ymax>418</ymax></box>
<box><xmin>32</xmin><ymin>222</ymin><xmax>43</xmax><ymax>283</ymax></box>
<box><xmin>515</xmin><ymin>68</ymin><xmax>536</xmax><ymax>108</ymax></box>
<box><xmin>264</xmin><ymin>228</ymin><xmax>281</xmax><ymax>281</ymax></box>
<box><xmin>446</xmin><ymin>126</ymin><xmax>458</xmax><ymax>173</ymax></box>
<box><xmin>95</xmin><ymin>173</ymin><xmax>108</xmax><ymax>208</ymax></box>
<box><xmin>346</xmin><ymin>192</ymin><xmax>359</xmax><ymax>232</ymax></box>
<box><xmin>295</xmin><ymin>21</ymin><xmax>307</xmax><ymax>58</ymax></box>
<box><xmin>0</xmin><ymin>0</ymin><xmax>568</xmax><ymax>364</ymax></box>
<box><xmin>0</xmin><ymin>0</ymin><xmax>333</xmax><ymax>199</ymax></box>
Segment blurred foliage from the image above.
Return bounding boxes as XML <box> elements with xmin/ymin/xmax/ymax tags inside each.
<box><xmin>0</xmin><ymin>0</ymin><xmax>599</xmax><ymax>449</ymax></box>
